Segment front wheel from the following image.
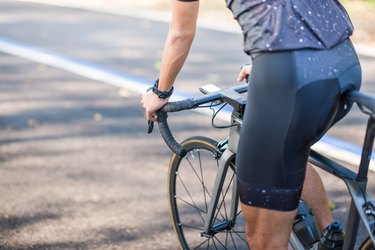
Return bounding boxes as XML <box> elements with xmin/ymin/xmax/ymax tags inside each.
<box><xmin>360</xmin><ymin>236</ymin><xmax>375</xmax><ymax>250</ymax></box>
<box><xmin>168</xmin><ymin>136</ymin><xmax>248</xmax><ymax>249</ymax></box>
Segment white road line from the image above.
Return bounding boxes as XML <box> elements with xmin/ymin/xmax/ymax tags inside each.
<box><xmin>0</xmin><ymin>36</ymin><xmax>373</xmax><ymax>172</ymax></box>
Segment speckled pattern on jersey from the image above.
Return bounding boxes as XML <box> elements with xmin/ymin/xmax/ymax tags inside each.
<box><xmin>225</xmin><ymin>0</ymin><xmax>353</xmax><ymax>55</ymax></box>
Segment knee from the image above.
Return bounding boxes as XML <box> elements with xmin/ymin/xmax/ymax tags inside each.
<box><xmin>245</xmin><ymin>223</ymin><xmax>287</xmax><ymax>250</ymax></box>
<box><xmin>241</xmin><ymin>204</ymin><xmax>296</xmax><ymax>250</ymax></box>
<box><xmin>245</xmin><ymin>219</ymin><xmax>290</xmax><ymax>249</ymax></box>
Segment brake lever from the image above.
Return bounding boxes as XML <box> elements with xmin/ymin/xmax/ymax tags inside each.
<box><xmin>147</xmin><ymin>120</ymin><xmax>154</xmax><ymax>134</ymax></box>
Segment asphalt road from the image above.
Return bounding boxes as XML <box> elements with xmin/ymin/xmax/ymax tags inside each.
<box><xmin>0</xmin><ymin>1</ymin><xmax>374</xmax><ymax>249</ymax></box>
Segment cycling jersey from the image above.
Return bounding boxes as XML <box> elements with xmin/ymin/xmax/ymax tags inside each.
<box><xmin>178</xmin><ymin>0</ymin><xmax>353</xmax><ymax>55</ymax></box>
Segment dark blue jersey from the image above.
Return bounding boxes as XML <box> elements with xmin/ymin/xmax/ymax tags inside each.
<box><xmin>177</xmin><ymin>0</ymin><xmax>353</xmax><ymax>55</ymax></box>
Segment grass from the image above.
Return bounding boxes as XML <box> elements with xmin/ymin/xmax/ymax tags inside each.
<box><xmin>341</xmin><ymin>1</ymin><xmax>375</xmax><ymax>45</ymax></box>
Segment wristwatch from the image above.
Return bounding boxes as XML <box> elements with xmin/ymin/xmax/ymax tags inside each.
<box><xmin>151</xmin><ymin>79</ymin><xmax>174</xmax><ymax>99</ymax></box>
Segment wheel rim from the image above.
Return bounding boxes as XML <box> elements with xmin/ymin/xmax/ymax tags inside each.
<box><xmin>360</xmin><ymin>236</ymin><xmax>375</xmax><ymax>250</ymax></box>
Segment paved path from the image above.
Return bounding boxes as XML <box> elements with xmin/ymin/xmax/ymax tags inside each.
<box><xmin>0</xmin><ymin>1</ymin><xmax>374</xmax><ymax>249</ymax></box>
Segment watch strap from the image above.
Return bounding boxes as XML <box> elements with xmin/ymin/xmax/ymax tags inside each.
<box><xmin>152</xmin><ymin>79</ymin><xmax>173</xmax><ymax>99</ymax></box>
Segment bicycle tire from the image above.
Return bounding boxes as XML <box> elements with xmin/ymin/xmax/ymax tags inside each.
<box><xmin>359</xmin><ymin>236</ymin><xmax>375</xmax><ymax>250</ymax></box>
<box><xmin>168</xmin><ymin>136</ymin><xmax>248</xmax><ymax>250</ymax></box>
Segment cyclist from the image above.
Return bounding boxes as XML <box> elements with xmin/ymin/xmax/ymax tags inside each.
<box><xmin>141</xmin><ymin>1</ymin><xmax>361</xmax><ymax>249</ymax></box>
<box><xmin>238</xmin><ymin>64</ymin><xmax>335</xmax><ymax>234</ymax></box>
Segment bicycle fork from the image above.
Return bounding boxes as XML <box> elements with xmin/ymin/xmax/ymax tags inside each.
<box><xmin>201</xmin><ymin>148</ymin><xmax>238</xmax><ymax>238</ymax></box>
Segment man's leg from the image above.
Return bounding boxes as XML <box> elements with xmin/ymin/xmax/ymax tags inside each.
<box><xmin>301</xmin><ymin>163</ymin><xmax>333</xmax><ymax>232</ymax></box>
<box><xmin>241</xmin><ymin>164</ymin><xmax>332</xmax><ymax>249</ymax></box>
<box><xmin>241</xmin><ymin>204</ymin><xmax>296</xmax><ymax>250</ymax></box>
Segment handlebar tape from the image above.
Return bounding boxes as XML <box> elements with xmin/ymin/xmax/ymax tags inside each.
<box><xmin>158</xmin><ymin>111</ymin><xmax>187</xmax><ymax>157</ymax></box>
<box><xmin>162</xmin><ymin>99</ymin><xmax>195</xmax><ymax>112</ymax></box>
<box><xmin>157</xmin><ymin>99</ymin><xmax>195</xmax><ymax>157</ymax></box>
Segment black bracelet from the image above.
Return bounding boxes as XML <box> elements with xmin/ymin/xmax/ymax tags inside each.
<box><xmin>152</xmin><ymin>79</ymin><xmax>173</xmax><ymax>99</ymax></box>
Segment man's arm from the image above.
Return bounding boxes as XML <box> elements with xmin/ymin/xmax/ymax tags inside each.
<box><xmin>141</xmin><ymin>1</ymin><xmax>199</xmax><ymax>121</ymax></box>
<box><xmin>158</xmin><ymin>1</ymin><xmax>199</xmax><ymax>91</ymax></box>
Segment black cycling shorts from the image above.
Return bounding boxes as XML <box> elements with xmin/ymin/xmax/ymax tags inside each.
<box><xmin>236</xmin><ymin>39</ymin><xmax>361</xmax><ymax>211</ymax></box>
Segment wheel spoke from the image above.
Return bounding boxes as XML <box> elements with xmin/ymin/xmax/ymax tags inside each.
<box><xmin>192</xmin><ymin>238</ymin><xmax>210</xmax><ymax>250</ymax></box>
<box><xmin>231</xmin><ymin>229</ymin><xmax>247</xmax><ymax>243</ymax></box>
<box><xmin>213</xmin><ymin>235</ymin><xmax>227</xmax><ymax>249</ymax></box>
<box><xmin>226</xmin><ymin>230</ymin><xmax>229</xmax><ymax>248</ymax></box>
<box><xmin>176</xmin><ymin>173</ymin><xmax>206</xmax><ymax>222</ymax></box>
<box><xmin>170</xmin><ymin>138</ymin><xmax>247</xmax><ymax>250</ymax></box>
<box><xmin>198</xmin><ymin>149</ymin><xmax>210</xmax><ymax>213</ymax></box>
<box><xmin>214</xmin><ymin>171</ymin><xmax>235</xmax><ymax>223</ymax></box>
<box><xmin>185</xmin><ymin>153</ymin><xmax>213</xmax><ymax>200</ymax></box>
<box><xmin>236</xmin><ymin>210</ymin><xmax>242</xmax><ymax>218</ymax></box>
<box><xmin>229</xmin><ymin>230</ymin><xmax>237</xmax><ymax>250</ymax></box>
<box><xmin>175</xmin><ymin>195</ymin><xmax>207</xmax><ymax>215</ymax></box>
<box><xmin>211</xmin><ymin>237</ymin><xmax>219</xmax><ymax>250</ymax></box>
<box><xmin>180</xmin><ymin>223</ymin><xmax>204</xmax><ymax>231</ymax></box>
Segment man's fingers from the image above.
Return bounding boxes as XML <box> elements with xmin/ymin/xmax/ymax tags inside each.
<box><xmin>145</xmin><ymin>111</ymin><xmax>157</xmax><ymax>122</ymax></box>
<box><xmin>237</xmin><ymin>64</ymin><xmax>252</xmax><ymax>82</ymax></box>
<box><xmin>237</xmin><ymin>71</ymin><xmax>247</xmax><ymax>82</ymax></box>
<box><xmin>141</xmin><ymin>90</ymin><xmax>168</xmax><ymax>122</ymax></box>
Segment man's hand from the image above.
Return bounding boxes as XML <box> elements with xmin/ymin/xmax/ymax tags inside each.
<box><xmin>237</xmin><ymin>64</ymin><xmax>252</xmax><ymax>82</ymax></box>
<box><xmin>141</xmin><ymin>90</ymin><xmax>169</xmax><ymax>122</ymax></box>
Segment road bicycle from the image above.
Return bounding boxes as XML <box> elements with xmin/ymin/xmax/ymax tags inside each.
<box><xmin>151</xmin><ymin>82</ymin><xmax>375</xmax><ymax>249</ymax></box>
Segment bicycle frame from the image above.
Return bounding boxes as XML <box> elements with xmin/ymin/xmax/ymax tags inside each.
<box><xmin>201</xmin><ymin>92</ymin><xmax>245</xmax><ymax>236</ymax></box>
<box><xmin>157</xmin><ymin>84</ymin><xmax>375</xmax><ymax>249</ymax></box>
<box><xmin>203</xmin><ymin>148</ymin><xmax>237</xmax><ymax>236</ymax></box>
<box><xmin>309</xmin><ymin>116</ymin><xmax>375</xmax><ymax>249</ymax></box>
<box><xmin>199</xmin><ymin>100</ymin><xmax>375</xmax><ymax>249</ymax></box>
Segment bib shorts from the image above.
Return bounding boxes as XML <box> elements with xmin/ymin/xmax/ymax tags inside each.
<box><xmin>236</xmin><ymin>39</ymin><xmax>361</xmax><ymax>211</ymax></box>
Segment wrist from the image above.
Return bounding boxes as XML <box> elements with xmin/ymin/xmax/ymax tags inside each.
<box><xmin>151</xmin><ymin>79</ymin><xmax>173</xmax><ymax>99</ymax></box>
